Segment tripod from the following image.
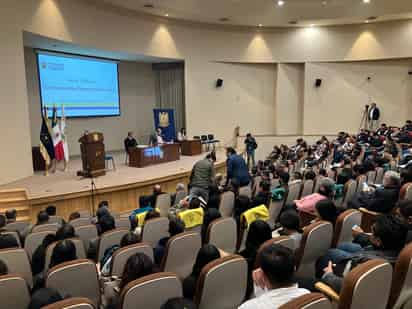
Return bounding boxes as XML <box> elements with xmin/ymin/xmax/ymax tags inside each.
<box><xmin>359</xmin><ymin>105</ymin><xmax>370</xmax><ymax>131</ymax></box>
<box><xmin>89</xmin><ymin>174</ymin><xmax>97</xmax><ymax>216</ymax></box>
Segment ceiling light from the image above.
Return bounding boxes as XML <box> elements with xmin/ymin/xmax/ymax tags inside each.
<box><xmin>363</xmin><ymin>0</ymin><xmax>370</xmax><ymax>3</ymax></box>
<box><xmin>365</xmin><ymin>20</ymin><xmax>369</xmax><ymax>23</ymax></box>
<box><xmin>165</xmin><ymin>13</ymin><xmax>169</xmax><ymax>17</ymax></box>
<box><xmin>277</xmin><ymin>0</ymin><xmax>285</xmax><ymax>6</ymax></box>
<box><xmin>258</xmin><ymin>24</ymin><xmax>263</xmax><ymax>27</ymax></box>
<box><xmin>310</xmin><ymin>24</ymin><xmax>315</xmax><ymax>27</ymax></box>
<box><xmin>322</xmin><ymin>1</ymin><xmax>327</xmax><ymax>5</ymax></box>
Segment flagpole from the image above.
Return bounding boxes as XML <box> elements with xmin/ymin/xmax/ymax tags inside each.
<box><xmin>43</xmin><ymin>107</ymin><xmax>50</xmax><ymax>177</ymax></box>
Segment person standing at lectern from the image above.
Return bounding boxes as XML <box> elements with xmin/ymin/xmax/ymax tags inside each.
<box><xmin>368</xmin><ymin>102</ymin><xmax>380</xmax><ymax>131</ymax></box>
<box><xmin>124</xmin><ymin>132</ymin><xmax>138</xmax><ymax>153</ymax></box>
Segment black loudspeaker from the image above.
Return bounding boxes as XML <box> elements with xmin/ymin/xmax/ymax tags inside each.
<box><xmin>216</xmin><ymin>78</ymin><xmax>223</xmax><ymax>88</ymax></box>
<box><xmin>315</xmin><ymin>79</ymin><xmax>322</xmax><ymax>87</ymax></box>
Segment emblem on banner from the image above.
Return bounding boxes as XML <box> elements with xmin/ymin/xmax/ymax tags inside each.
<box><xmin>158</xmin><ymin>112</ymin><xmax>170</xmax><ymax>127</ymax></box>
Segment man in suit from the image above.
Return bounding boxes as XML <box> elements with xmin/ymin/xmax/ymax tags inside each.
<box><xmin>368</xmin><ymin>103</ymin><xmax>380</xmax><ymax>131</ymax></box>
<box><xmin>124</xmin><ymin>131</ymin><xmax>137</xmax><ymax>153</ymax></box>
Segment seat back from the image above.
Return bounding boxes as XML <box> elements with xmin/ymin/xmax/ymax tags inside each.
<box><xmin>356</xmin><ymin>175</ymin><xmax>367</xmax><ymax>193</ymax></box>
<box><xmin>301</xmin><ymin>180</ymin><xmax>315</xmax><ymax>198</ymax></box>
<box><xmin>32</xmin><ymin>223</ymin><xmax>60</xmax><ymax>233</ymax></box>
<box><xmin>74</xmin><ymin>225</ymin><xmax>98</xmax><ymax>251</ymax></box>
<box><xmin>342</xmin><ymin>179</ymin><xmax>358</xmax><ymax>208</ymax></box>
<box><xmin>219</xmin><ymin>191</ymin><xmax>235</xmax><ymax>217</ymax></box>
<box><xmin>286</xmin><ymin>182</ymin><xmax>303</xmax><ymax>205</ymax></box>
<box><xmin>239</xmin><ymin>186</ymin><xmax>252</xmax><ymax>198</ymax></box>
<box><xmin>120</xmin><ymin>272</ymin><xmax>182</xmax><ymax>309</ymax></box>
<box><xmin>254</xmin><ymin>236</ymin><xmax>296</xmax><ymax>269</ymax></box>
<box><xmin>5</xmin><ymin>221</ymin><xmax>29</xmax><ymax>234</ymax></box>
<box><xmin>97</xmin><ymin>229</ymin><xmax>129</xmax><ymax>262</ymax></box>
<box><xmin>295</xmin><ymin>221</ymin><xmax>333</xmax><ymax>278</ymax></box>
<box><xmin>375</xmin><ymin>167</ymin><xmax>385</xmax><ymax>185</ymax></box>
<box><xmin>46</xmin><ymin>259</ymin><xmax>100</xmax><ymax>306</ymax></box>
<box><xmin>332</xmin><ymin>210</ymin><xmax>362</xmax><ymax>247</ymax></box>
<box><xmin>279</xmin><ymin>293</ymin><xmax>331</xmax><ymax>309</ymax></box>
<box><xmin>156</xmin><ymin>193</ymin><xmax>171</xmax><ymax>217</ymax></box>
<box><xmin>0</xmin><ymin>275</ymin><xmax>31</xmax><ymax>309</ymax></box>
<box><xmin>1</xmin><ymin>231</ymin><xmax>21</xmax><ymax>247</ymax></box>
<box><xmin>24</xmin><ymin>230</ymin><xmax>55</xmax><ymax>260</ymax></box>
<box><xmin>70</xmin><ymin>217</ymin><xmax>92</xmax><ymax>228</ymax></box>
<box><xmin>206</xmin><ymin>217</ymin><xmax>237</xmax><ymax>253</ymax></box>
<box><xmin>44</xmin><ymin>238</ymin><xmax>86</xmax><ymax>272</ymax></box>
<box><xmin>359</xmin><ymin>208</ymin><xmax>380</xmax><ymax>233</ymax></box>
<box><xmin>267</xmin><ymin>200</ymin><xmax>283</xmax><ymax>229</ymax></box>
<box><xmin>78</xmin><ymin>210</ymin><xmax>91</xmax><ymax>218</ymax></box>
<box><xmin>161</xmin><ymin>232</ymin><xmax>201</xmax><ymax>279</ymax></box>
<box><xmin>388</xmin><ymin>244</ymin><xmax>412</xmax><ymax>309</ymax></box>
<box><xmin>0</xmin><ymin>248</ymin><xmax>33</xmax><ymax>287</ymax></box>
<box><xmin>400</xmin><ymin>183</ymin><xmax>412</xmax><ymax>201</ymax></box>
<box><xmin>48</xmin><ymin>216</ymin><xmax>64</xmax><ymax>225</ymax></box>
<box><xmin>141</xmin><ymin>217</ymin><xmax>169</xmax><ymax>247</ymax></box>
<box><xmin>195</xmin><ymin>255</ymin><xmax>247</xmax><ymax>309</ymax></box>
<box><xmin>367</xmin><ymin>170</ymin><xmax>377</xmax><ymax>185</ymax></box>
<box><xmin>115</xmin><ymin>217</ymin><xmax>131</xmax><ymax>230</ymax></box>
<box><xmin>42</xmin><ymin>297</ymin><xmax>96</xmax><ymax>309</ymax></box>
<box><xmin>111</xmin><ymin>243</ymin><xmax>154</xmax><ymax>277</ymax></box>
<box><xmin>339</xmin><ymin>259</ymin><xmax>392</xmax><ymax>309</ymax></box>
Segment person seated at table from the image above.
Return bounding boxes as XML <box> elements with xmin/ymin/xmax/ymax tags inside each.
<box><xmin>124</xmin><ymin>131</ymin><xmax>138</xmax><ymax>153</ymax></box>
<box><xmin>157</xmin><ymin>128</ymin><xmax>165</xmax><ymax>144</ymax></box>
<box><xmin>177</xmin><ymin>128</ymin><xmax>187</xmax><ymax>142</ymax></box>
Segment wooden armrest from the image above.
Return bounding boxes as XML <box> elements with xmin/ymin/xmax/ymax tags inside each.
<box><xmin>315</xmin><ymin>282</ymin><xmax>340</xmax><ymax>302</ymax></box>
<box><xmin>359</xmin><ymin>207</ymin><xmax>380</xmax><ymax>216</ymax></box>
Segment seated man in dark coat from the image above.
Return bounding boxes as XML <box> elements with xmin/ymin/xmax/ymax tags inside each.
<box><xmin>348</xmin><ymin>171</ymin><xmax>401</xmax><ymax>213</ymax></box>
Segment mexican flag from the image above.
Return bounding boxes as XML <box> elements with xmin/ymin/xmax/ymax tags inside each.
<box><xmin>51</xmin><ymin>106</ymin><xmax>65</xmax><ymax>161</ymax></box>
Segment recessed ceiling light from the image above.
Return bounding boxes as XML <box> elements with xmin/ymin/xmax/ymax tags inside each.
<box><xmin>165</xmin><ymin>13</ymin><xmax>169</xmax><ymax>17</ymax></box>
<box><xmin>322</xmin><ymin>1</ymin><xmax>327</xmax><ymax>5</ymax></box>
<box><xmin>365</xmin><ymin>20</ymin><xmax>369</xmax><ymax>23</ymax></box>
<box><xmin>363</xmin><ymin>0</ymin><xmax>370</xmax><ymax>3</ymax></box>
<box><xmin>277</xmin><ymin>0</ymin><xmax>285</xmax><ymax>6</ymax></box>
<box><xmin>258</xmin><ymin>24</ymin><xmax>263</xmax><ymax>27</ymax></box>
<box><xmin>143</xmin><ymin>4</ymin><xmax>154</xmax><ymax>8</ymax></box>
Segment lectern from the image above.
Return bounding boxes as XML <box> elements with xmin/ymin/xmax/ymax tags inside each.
<box><xmin>78</xmin><ymin>132</ymin><xmax>106</xmax><ymax>177</ymax></box>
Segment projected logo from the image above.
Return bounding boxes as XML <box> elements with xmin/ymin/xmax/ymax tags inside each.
<box><xmin>41</xmin><ymin>62</ymin><xmax>47</xmax><ymax>69</ymax></box>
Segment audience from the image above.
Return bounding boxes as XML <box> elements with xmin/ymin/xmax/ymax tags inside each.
<box><xmin>348</xmin><ymin>170</ymin><xmax>401</xmax><ymax>213</ymax></box>
<box><xmin>0</xmin><ymin>233</ymin><xmax>19</xmax><ymax>249</ymax></box>
<box><xmin>5</xmin><ymin>209</ymin><xmax>17</xmax><ymax>224</ymax></box>
<box><xmin>105</xmin><ymin>253</ymin><xmax>155</xmax><ymax>308</ymax></box>
<box><xmin>23</xmin><ymin>210</ymin><xmax>50</xmax><ymax>237</ymax></box>
<box><xmin>68</xmin><ymin>211</ymin><xmax>81</xmax><ymax>222</ymax></box>
<box><xmin>251</xmin><ymin>180</ymin><xmax>271</xmax><ymax>207</ymax></box>
<box><xmin>28</xmin><ymin>288</ymin><xmax>63</xmax><ymax>309</ymax></box>
<box><xmin>49</xmin><ymin>239</ymin><xmax>78</xmax><ymax>269</ymax></box>
<box><xmin>314</xmin><ymin>199</ymin><xmax>339</xmax><ymax>227</ymax></box>
<box><xmin>240</xmin><ymin>244</ymin><xmax>309</xmax><ymax>308</ymax></box>
<box><xmin>139</xmin><ymin>184</ymin><xmax>164</xmax><ymax>208</ymax></box>
<box><xmin>295</xmin><ymin>178</ymin><xmax>335</xmax><ymax>214</ymax></box>
<box><xmin>154</xmin><ymin>218</ymin><xmax>185</xmax><ymax>265</ymax></box>
<box><xmin>272</xmin><ymin>210</ymin><xmax>303</xmax><ymax>250</ymax></box>
<box><xmin>201</xmin><ymin>208</ymin><xmax>222</xmax><ymax>243</ymax></box>
<box><xmin>161</xmin><ymin>298</ymin><xmax>197</xmax><ymax>309</ymax></box>
<box><xmin>317</xmin><ymin>214</ymin><xmax>408</xmax><ymax>293</ymax></box>
<box><xmin>31</xmin><ymin>234</ymin><xmax>57</xmax><ymax>276</ymax></box>
<box><xmin>183</xmin><ymin>244</ymin><xmax>221</xmax><ymax>299</ymax></box>
<box><xmin>45</xmin><ymin>205</ymin><xmax>57</xmax><ymax>217</ymax></box>
<box><xmin>0</xmin><ymin>215</ymin><xmax>6</xmax><ymax>232</ymax></box>
<box><xmin>88</xmin><ymin>214</ymin><xmax>116</xmax><ymax>260</ymax></box>
<box><xmin>239</xmin><ymin>220</ymin><xmax>272</xmax><ymax>298</ymax></box>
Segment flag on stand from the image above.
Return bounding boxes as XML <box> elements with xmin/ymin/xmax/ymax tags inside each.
<box><xmin>61</xmin><ymin>105</ymin><xmax>69</xmax><ymax>162</ymax></box>
<box><xmin>51</xmin><ymin>106</ymin><xmax>65</xmax><ymax>161</ymax></box>
<box><xmin>40</xmin><ymin>107</ymin><xmax>55</xmax><ymax>165</ymax></box>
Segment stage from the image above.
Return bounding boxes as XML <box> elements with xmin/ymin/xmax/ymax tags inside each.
<box><xmin>0</xmin><ymin>150</ymin><xmax>226</xmax><ymax>221</ymax></box>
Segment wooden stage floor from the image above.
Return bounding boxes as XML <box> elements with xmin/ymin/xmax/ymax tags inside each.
<box><xmin>0</xmin><ymin>150</ymin><xmax>227</xmax><ymax>220</ymax></box>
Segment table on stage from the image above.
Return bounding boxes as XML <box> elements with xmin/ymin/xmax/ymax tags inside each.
<box><xmin>180</xmin><ymin>140</ymin><xmax>202</xmax><ymax>156</ymax></box>
<box><xmin>128</xmin><ymin>143</ymin><xmax>180</xmax><ymax>168</ymax></box>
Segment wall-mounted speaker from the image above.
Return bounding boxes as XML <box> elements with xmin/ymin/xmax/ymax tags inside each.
<box><xmin>216</xmin><ymin>78</ymin><xmax>223</xmax><ymax>88</ymax></box>
<box><xmin>315</xmin><ymin>78</ymin><xmax>322</xmax><ymax>88</ymax></box>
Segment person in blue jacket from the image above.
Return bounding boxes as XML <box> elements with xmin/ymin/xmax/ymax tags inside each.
<box><xmin>226</xmin><ymin>147</ymin><xmax>250</xmax><ymax>187</ymax></box>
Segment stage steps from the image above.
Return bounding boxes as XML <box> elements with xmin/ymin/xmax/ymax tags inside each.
<box><xmin>0</xmin><ymin>188</ymin><xmax>31</xmax><ymax>221</ymax></box>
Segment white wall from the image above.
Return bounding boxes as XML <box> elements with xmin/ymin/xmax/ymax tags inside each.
<box><xmin>276</xmin><ymin>63</ymin><xmax>305</xmax><ymax>135</ymax></box>
<box><xmin>304</xmin><ymin>61</ymin><xmax>412</xmax><ymax>134</ymax></box>
<box><xmin>24</xmin><ymin>48</ymin><xmax>157</xmax><ymax>156</ymax></box>
<box><xmin>4</xmin><ymin>0</ymin><xmax>412</xmax><ymax>183</ymax></box>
